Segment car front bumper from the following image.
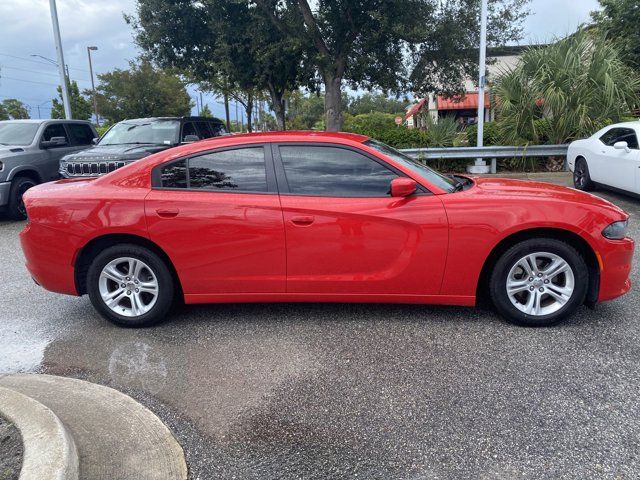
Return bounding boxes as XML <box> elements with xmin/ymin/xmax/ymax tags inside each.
<box><xmin>0</xmin><ymin>181</ymin><xmax>11</xmax><ymax>207</ymax></box>
<box><xmin>598</xmin><ymin>237</ymin><xmax>635</xmax><ymax>302</ymax></box>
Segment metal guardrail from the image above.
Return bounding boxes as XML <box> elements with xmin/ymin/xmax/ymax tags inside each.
<box><xmin>400</xmin><ymin>144</ymin><xmax>569</xmax><ymax>160</ymax></box>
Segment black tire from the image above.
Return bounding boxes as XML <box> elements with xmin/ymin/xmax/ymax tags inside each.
<box><xmin>489</xmin><ymin>238</ymin><xmax>588</xmax><ymax>327</ymax></box>
<box><xmin>8</xmin><ymin>176</ymin><xmax>37</xmax><ymax>220</ymax></box>
<box><xmin>573</xmin><ymin>157</ymin><xmax>594</xmax><ymax>191</ymax></box>
<box><xmin>86</xmin><ymin>244</ymin><xmax>174</xmax><ymax>327</ymax></box>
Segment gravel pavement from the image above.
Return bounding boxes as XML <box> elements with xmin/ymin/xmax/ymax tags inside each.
<box><xmin>0</xmin><ymin>173</ymin><xmax>638</xmax><ymax>479</ymax></box>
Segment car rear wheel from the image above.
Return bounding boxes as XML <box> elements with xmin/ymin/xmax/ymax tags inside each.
<box><xmin>87</xmin><ymin>244</ymin><xmax>174</xmax><ymax>327</ymax></box>
<box><xmin>489</xmin><ymin>238</ymin><xmax>588</xmax><ymax>327</ymax></box>
<box><xmin>573</xmin><ymin>157</ymin><xmax>593</xmax><ymax>191</ymax></box>
<box><xmin>8</xmin><ymin>176</ymin><xmax>37</xmax><ymax>220</ymax></box>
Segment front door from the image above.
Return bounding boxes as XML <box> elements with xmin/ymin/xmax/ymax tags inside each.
<box><xmin>39</xmin><ymin>123</ymin><xmax>80</xmax><ymax>181</ymax></box>
<box><xmin>273</xmin><ymin>143</ymin><xmax>449</xmax><ymax>295</ymax></box>
<box><xmin>145</xmin><ymin>145</ymin><xmax>286</xmax><ymax>296</ymax></box>
<box><xmin>595</xmin><ymin>127</ymin><xmax>639</xmax><ymax>192</ymax></box>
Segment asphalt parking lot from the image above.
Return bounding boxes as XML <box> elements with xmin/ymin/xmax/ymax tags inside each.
<box><xmin>0</xmin><ymin>173</ymin><xmax>638</xmax><ymax>479</ymax></box>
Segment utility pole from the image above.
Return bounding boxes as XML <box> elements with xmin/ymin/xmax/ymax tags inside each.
<box><xmin>87</xmin><ymin>46</ymin><xmax>99</xmax><ymax>126</ymax></box>
<box><xmin>468</xmin><ymin>0</ymin><xmax>490</xmax><ymax>174</ymax></box>
<box><xmin>49</xmin><ymin>0</ymin><xmax>72</xmax><ymax>119</ymax></box>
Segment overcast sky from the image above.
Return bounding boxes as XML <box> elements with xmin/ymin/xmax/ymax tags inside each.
<box><xmin>0</xmin><ymin>0</ymin><xmax>600</xmax><ymax>120</ymax></box>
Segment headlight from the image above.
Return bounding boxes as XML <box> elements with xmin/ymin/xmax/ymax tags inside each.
<box><xmin>602</xmin><ymin>220</ymin><xmax>629</xmax><ymax>240</ymax></box>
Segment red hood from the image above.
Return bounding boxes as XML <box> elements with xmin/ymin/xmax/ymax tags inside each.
<box><xmin>468</xmin><ymin>176</ymin><xmax>628</xmax><ymax>218</ymax></box>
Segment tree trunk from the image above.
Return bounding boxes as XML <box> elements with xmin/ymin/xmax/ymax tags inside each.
<box><xmin>267</xmin><ymin>82</ymin><xmax>286</xmax><ymax>130</ymax></box>
<box><xmin>245</xmin><ymin>93</ymin><xmax>253</xmax><ymax>133</ymax></box>
<box><xmin>223</xmin><ymin>91</ymin><xmax>231</xmax><ymax>132</ymax></box>
<box><xmin>324</xmin><ymin>75</ymin><xmax>343</xmax><ymax>131</ymax></box>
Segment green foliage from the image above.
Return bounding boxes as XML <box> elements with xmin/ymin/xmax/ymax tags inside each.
<box><xmin>93</xmin><ymin>61</ymin><xmax>192</xmax><ymax>123</ymax></box>
<box><xmin>285</xmin><ymin>92</ymin><xmax>327</xmax><ymax>130</ymax></box>
<box><xmin>466</xmin><ymin>122</ymin><xmax>503</xmax><ymax>146</ymax></box>
<box><xmin>343</xmin><ymin>112</ymin><xmax>397</xmax><ymax>132</ymax></box>
<box><xmin>95</xmin><ymin>125</ymin><xmax>111</xmax><ymax>137</ymax></box>
<box><xmin>592</xmin><ymin>0</ymin><xmax>640</xmax><ymax>70</ymax></box>
<box><xmin>0</xmin><ymin>99</ymin><xmax>30</xmax><ymax>119</ymax></box>
<box><xmin>494</xmin><ymin>31</ymin><xmax>640</xmax><ymax>145</ymax></box>
<box><xmin>347</xmin><ymin>94</ymin><xmax>409</xmax><ymax>116</ymax></box>
<box><xmin>424</xmin><ymin>115</ymin><xmax>458</xmax><ymax>147</ymax></box>
<box><xmin>52</xmin><ymin>80</ymin><xmax>93</xmax><ymax>120</ymax></box>
<box><xmin>199</xmin><ymin>104</ymin><xmax>213</xmax><ymax>118</ymax></box>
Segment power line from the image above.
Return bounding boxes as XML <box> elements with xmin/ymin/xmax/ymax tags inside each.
<box><xmin>0</xmin><ymin>75</ymin><xmax>91</xmax><ymax>87</ymax></box>
<box><xmin>1</xmin><ymin>65</ymin><xmax>91</xmax><ymax>82</ymax></box>
<box><xmin>0</xmin><ymin>52</ymin><xmax>90</xmax><ymax>74</ymax></box>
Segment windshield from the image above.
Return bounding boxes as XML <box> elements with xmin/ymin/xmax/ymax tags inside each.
<box><xmin>0</xmin><ymin>122</ymin><xmax>40</xmax><ymax>146</ymax></box>
<box><xmin>99</xmin><ymin>120</ymin><xmax>180</xmax><ymax>146</ymax></box>
<box><xmin>364</xmin><ymin>139</ymin><xmax>458</xmax><ymax>193</ymax></box>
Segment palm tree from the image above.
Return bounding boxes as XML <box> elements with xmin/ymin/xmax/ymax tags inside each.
<box><xmin>494</xmin><ymin>30</ymin><xmax>640</xmax><ymax>171</ymax></box>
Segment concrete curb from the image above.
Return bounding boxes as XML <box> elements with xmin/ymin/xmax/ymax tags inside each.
<box><xmin>0</xmin><ymin>386</ymin><xmax>79</xmax><ymax>480</ymax></box>
<box><xmin>0</xmin><ymin>374</ymin><xmax>187</xmax><ymax>480</ymax></box>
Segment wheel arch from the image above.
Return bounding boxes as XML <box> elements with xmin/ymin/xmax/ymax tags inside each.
<box><xmin>74</xmin><ymin>233</ymin><xmax>183</xmax><ymax>298</ymax></box>
<box><xmin>476</xmin><ymin>227</ymin><xmax>600</xmax><ymax>308</ymax></box>
<box><xmin>8</xmin><ymin>167</ymin><xmax>42</xmax><ymax>184</ymax></box>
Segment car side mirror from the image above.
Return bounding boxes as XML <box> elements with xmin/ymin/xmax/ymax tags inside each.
<box><xmin>91</xmin><ymin>137</ymin><xmax>99</xmax><ymax>145</ymax></box>
<box><xmin>390</xmin><ymin>177</ymin><xmax>417</xmax><ymax>197</ymax></box>
<box><xmin>613</xmin><ymin>141</ymin><xmax>630</xmax><ymax>153</ymax></box>
<box><xmin>183</xmin><ymin>135</ymin><xmax>200</xmax><ymax>143</ymax></box>
<box><xmin>41</xmin><ymin>136</ymin><xmax>68</xmax><ymax>148</ymax></box>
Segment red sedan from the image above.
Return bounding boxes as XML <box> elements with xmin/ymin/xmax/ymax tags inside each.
<box><xmin>20</xmin><ymin>131</ymin><xmax>634</xmax><ymax>327</ymax></box>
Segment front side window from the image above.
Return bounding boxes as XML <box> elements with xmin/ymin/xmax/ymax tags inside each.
<box><xmin>67</xmin><ymin>123</ymin><xmax>95</xmax><ymax>145</ymax></box>
<box><xmin>0</xmin><ymin>122</ymin><xmax>39</xmax><ymax>146</ymax></box>
<box><xmin>279</xmin><ymin>145</ymin><xmax>398</xmax><ymax>196</ymax></box>
<box><xmin>99</xmin><ymin>120</ymin><xmax>180</xmax><ymax>146</ymax></box>
<box><xmin>189</xmin><ymin>148</ymin><xmax>267</xmax><ymax>191</ymax></box>
<box><xmin>42</xmin><ymin>124</ymin><xmax>69</xmax><ymax>144</ymax></box>
<box><xmin>158</xmin><ymin>147</ymin><xmax>268</xmax><ymax>192</ymax></box>
<box><xmin>182</xmin><ymin>122</ymin><xmax>198</xmax><ymax>141</ymax></box>
<box><xmin>600</xmin><ymin>128</ymin><xmax>639</xmax><ymax>149</ymax></box>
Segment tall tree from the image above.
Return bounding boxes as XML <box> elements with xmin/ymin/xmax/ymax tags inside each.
<box><xmin>129</xmin><ymin>0</ymin><xmax>308</xmax><ymax>131</ymax></box>
<box><xmin>592</xmin><ymin>0</ymin><xmax>640</xmax><ymax>70</ymax></box>
<box><xmin>92</xmin><ymin>61</ymin><xmax>192</xmax><ymax>123</ymax></box>
<box><xmin>1</xmin><ymin>99</ymin><xmax>30</xmax><ymax>119</ymax></box>
<box><xmin>52</xmin><ymin>80</ymin><xmax>92</xmax><ymax>120</ymax></box>
<box><xmin>255</xmin><ymin>0</ymin><xmax>529</xmax><ymax>131</ymax></box>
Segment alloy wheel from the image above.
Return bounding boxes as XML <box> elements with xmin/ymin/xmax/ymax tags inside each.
<box><xmin>505</xmin><ymin>252</ymin><xmax>575</xmax><ymax>316</ymax></box>
<box><xmin>98</xmin><ymin>257</ymin><xmax>159</xmax><ymax>317</ymax></box>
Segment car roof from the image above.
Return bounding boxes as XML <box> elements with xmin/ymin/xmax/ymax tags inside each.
<box><xmin>119</xmin><ymin>117</ymin><xmax>225</xmax><ymax>124</ymax></box>
<box><xmin>214</xmin><ymin>130</ymin><xmax>370</xmax><ymax>143</ymax></box>
<box><xmin>0</xmin><ymin>119</ymin><xmax>92</xmax><ymax>125</ymax></box>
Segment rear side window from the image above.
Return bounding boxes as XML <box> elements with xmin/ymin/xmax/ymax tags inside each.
<box><xmin>160</xmin><ymin>160</ymin><xmax>187</xmax><ymax>188</ymax></box>
<box><xmin>209</xmin><ymin>122</ymin><xmax>226</xmax><ymax>136</ymax></box>
<box><xmin>42</xmin><ymin>124</ymin><xmax>69</xmax><ymax>143</ymax></box>
<box><xmin>182</xmin><ymin>122</ymin><xmax>198</xmax><ymax>141</ymax></box>
<box><xmin>67</xmin><ymin>123</ymin><xmax>95</xmax><ymax>145</ymax></box>
<box><xmin>158</xmin><ymin>147</ymin><xmax>267</xmax><ymax>192</ymax></box>
<box><xmin>279</xmin><ymin>145</ymin><xmax>398</xmax><ymax>197</ymax></box>
<box><xmin>196</xmin><ymin>122</ymin><xmax>213</xmax><ymax>139</ymax></box>
<box><xmin>189</xmin><ymin>148</ymin><xmax>266</xmax><ymax>191</ymax></box>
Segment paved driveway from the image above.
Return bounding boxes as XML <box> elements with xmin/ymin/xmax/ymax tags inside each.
<box><xmin>1</xmin><ymin>173</ymin><xmax>638</xmax><ymax>479</ymax></box>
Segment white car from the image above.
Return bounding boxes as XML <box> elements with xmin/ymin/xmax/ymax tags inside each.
<box><xmin>568</xmin><ymin>121</ymin><xmax>640</xmax><ymax>196</ymax></box>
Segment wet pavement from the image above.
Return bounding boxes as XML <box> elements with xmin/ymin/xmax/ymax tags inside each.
<box><xmin>1</xmin><ymin>173</ymin><xmax>639</xmax><ymax>479</ymax></box>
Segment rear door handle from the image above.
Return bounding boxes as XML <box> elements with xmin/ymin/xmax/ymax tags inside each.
<box><xmin>290</xmin><ymin>215</ymin><xmax>315</xmax><ymax>226</ymax></box>
<box><xmin>156</xmin><ymin>208</ymin><xmax>179</xmax><ymax>218</ymax></box>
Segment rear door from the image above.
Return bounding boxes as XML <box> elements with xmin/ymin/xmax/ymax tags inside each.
<box><xmin>273</xmin><ymin>143</ymin><xmax>449</xmax><ymax>296</ymax></box>
<box><xmin>145</xmin><ymin>144</ymin><xmax>286</xmax><ymax>296</ymax></box>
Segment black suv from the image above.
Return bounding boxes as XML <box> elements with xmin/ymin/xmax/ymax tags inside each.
<box><xmin>60</xmin><ymin>116</ymin><xmax>226</xmax><ymax>178</ymax></box>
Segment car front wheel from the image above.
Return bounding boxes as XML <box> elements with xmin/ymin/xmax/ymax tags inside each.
<box><xmin>489</xmin><ymin>238</ymin><xmax>588</xmax><ymax>327</ymax></box>
<box><xmin>8</xmin><ymin>176</ymin><xmax>37</xmax><ymax>220</ymax></box>
<box><xmin>86</xmin><ymin>244</ymin><xmax>174</xmax><ymax>327</ymax></box>
<box><xmin>573</xmin><ymin>157</ymin><xmax>593</xmax><ymax>191</ymax></box>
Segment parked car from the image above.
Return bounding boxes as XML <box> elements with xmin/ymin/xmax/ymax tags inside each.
<box><xmin>60</xmin><ymin>116</ymin><xmax>226</xmax><ymax>178</ymax></box>
<box><xmin>0</xmin><ymin>119</ymin><xmax>97</xmax><ymax>219</ymax></box>
<box><xmin>21</xmin><ymin>131</ymin><xmax>634</xmax><ymax>328</ymax></box>
<box><xmin>568</xmin><ymin>121</ymin><xmax>640</xmax><ymax>196</ymax></box>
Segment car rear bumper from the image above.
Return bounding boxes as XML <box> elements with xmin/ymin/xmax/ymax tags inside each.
<box><xmin>0</xmin><ymin>181</ymin><xmax>11</xmax><ymax>207</ymax></box>
<box><xmin>598</xmin><ymin>237</ymin><xmax>635</xmax><ymax>302</ymax></box>
<box><xmin>20</xmin><ymin>222</ymin><xmax>80</xmax><ymax>296</ymax></box>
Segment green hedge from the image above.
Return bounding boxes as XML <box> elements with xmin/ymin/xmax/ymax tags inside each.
<box><xmin>95</xmin><ymin>125</ymin><xmax>111</xmax><ymax>137</ymax></box>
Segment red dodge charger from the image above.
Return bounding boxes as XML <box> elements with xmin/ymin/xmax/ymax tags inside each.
<box><xmin>20</xmin><ymin>131</ymin><xmax>634</xmax><ymax>327</ymax></box>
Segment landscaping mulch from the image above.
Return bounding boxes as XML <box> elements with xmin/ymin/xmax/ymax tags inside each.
<box><xmin>0</xmin><ymin>415</ymin><xmax>22</xmax><ymax>480</ymax></box>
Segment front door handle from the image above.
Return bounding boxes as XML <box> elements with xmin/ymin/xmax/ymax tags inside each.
<box><xmin>290</xmin><ymin>215</ymin><xmax>315</xmax><ymax>226</ymax></box>
<box><xmin>156</xmin><ymin>208</ymin><xmax>179</xmax><ymax>218</ymax></box>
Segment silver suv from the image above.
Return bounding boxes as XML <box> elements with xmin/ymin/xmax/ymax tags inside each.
<box><xmin>0</xmin><ymin>119</ymin><xmax>97</xmax><ymax>219</ymax></box>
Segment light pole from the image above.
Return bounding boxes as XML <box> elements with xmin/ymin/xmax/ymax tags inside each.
<box><xmin>468</xmin><ymin>0</ymin><xmax>490</xmax><ymax>174</ymax></box>
<box><xmin>47</xmin><ymin>0</ymin><xmax>72</xmax><ymax>119</ymax></box>
<box><xmin>87</xmin><ymin>46</ymin><xmax>99</xmax><ymax>126</ymax></box>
